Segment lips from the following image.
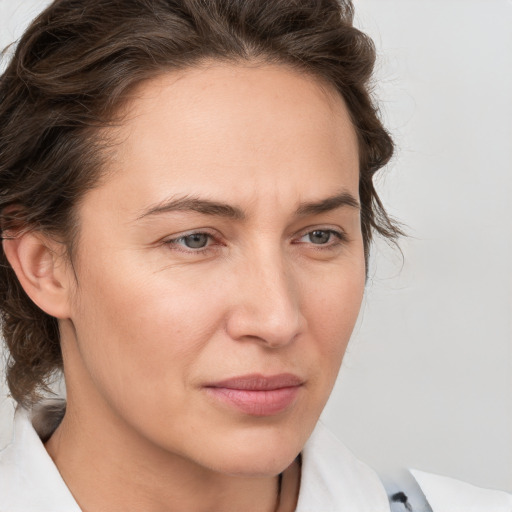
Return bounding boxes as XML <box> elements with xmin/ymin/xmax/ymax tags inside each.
<box><xmin>204</xmin><ymin>373</ymin><xmax>304</xmax><ymax>416</ymax></box>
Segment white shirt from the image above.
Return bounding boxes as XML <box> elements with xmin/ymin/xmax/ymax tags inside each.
<box><xmin>1</xmin><ymin>405</ymin><xmax>511</xmax><ymax>512</ymax></box>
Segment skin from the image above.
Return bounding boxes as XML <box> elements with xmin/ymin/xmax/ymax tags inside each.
<box><xmin>5</xmin><ymin>62</ymin><xmax>365</xmax><ymax>512</ymax></box>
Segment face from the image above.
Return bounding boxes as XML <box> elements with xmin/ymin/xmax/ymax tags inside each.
<box><xmin>62</xmin><ymin>62</ymin><xmax>365</xmax><ymax>476</ymax></box>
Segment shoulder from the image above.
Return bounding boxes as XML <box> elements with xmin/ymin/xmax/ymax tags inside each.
<box><xmin>406</xmin><ymin>469</ymin><xmax>512</xmax><ymax>512</ymax></box>
<box><xmin>381</xmin><ymin>467</ymin><xmax>512</xmax><ymax>512</ymax></box>
<box><xmin>298</xmin><ymin>421</ymin><xmax>512</xmax><ymax>512</ymax></box>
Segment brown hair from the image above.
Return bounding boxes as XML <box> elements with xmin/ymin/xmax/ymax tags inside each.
<box><xmin>0</xmin><ymin>0</ymin><xmax>401</xmax><ymax>407</ymax></box>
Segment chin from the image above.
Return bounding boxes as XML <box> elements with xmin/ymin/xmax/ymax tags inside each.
<box><xmin>213</xmin><ymin>449</ymin><xmax>300</xmax><ymax>478</ymax></box>
<box><xmin>195</xmin><ymin>422</ymin><xmax>309</xmax><ymax>477</ymax></box>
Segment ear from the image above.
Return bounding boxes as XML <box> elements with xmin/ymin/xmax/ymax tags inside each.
<box><xmin>2</xmin><ymin>231</ymin><xmax>73</xmax><ymax>319</ymax></box>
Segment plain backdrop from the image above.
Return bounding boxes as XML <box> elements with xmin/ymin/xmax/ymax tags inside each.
<box><xmin>1</xmin><ymin>0</ymin><xmax>511</xmax><ymax>493</ymax></box>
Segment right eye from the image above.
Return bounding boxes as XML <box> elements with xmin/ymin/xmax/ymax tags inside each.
<box><xmin>164</xmin><ymin>232</ymin><xmax>214</xmax><ymax>251</ymax></box>
<box><xmin>174</xmin><ymin>233</ymin><xmax>211</xmax><ymax>249</ymax></box>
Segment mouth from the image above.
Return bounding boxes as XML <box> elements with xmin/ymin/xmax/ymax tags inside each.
<box><xmin>204</xmin><ymin>373</ymin><xmax>304</xmax><ymax>416</ymax></box>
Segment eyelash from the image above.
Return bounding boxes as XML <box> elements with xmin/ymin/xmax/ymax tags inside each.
<box><xmin>163</xmin><ymin>227</ymin><xmax>348</xmax><ymax>255</ymax></box>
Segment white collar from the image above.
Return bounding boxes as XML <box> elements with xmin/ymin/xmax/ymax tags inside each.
<box><xmin>1</xmin><ymin>405</ymin><xmax>511</xmax><ymax>512</ymax></box>
<box><xmin>0</xmin><ymin>406</ymin><xmax>81</xmax><ymax>512</ymax></box>
<box><xmin>297</xmin><ymin>420</ymin><xmax>390</xmax><ymax>511</ymax></box>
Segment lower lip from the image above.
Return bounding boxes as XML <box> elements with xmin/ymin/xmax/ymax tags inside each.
<box><xmin>205</xmin><ymin>386</ymin><xmax>301</xmax><ymax>416</ymax></box>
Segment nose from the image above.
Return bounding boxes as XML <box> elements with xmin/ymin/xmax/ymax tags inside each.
<box><xmin>225</xmin><ymin>249</ymin><xmax>305</xmax><ymax>348</ymax></box>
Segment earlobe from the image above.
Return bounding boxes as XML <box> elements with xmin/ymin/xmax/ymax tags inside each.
<box><xmin>2</xmin><ymin>231</ymin><xmax>73</xmax><ymax>319</ymax></box>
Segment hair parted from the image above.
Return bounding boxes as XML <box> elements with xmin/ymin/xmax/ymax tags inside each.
<box><xmin>0</xmin><ymin>0</ymin><xmax>401</xmax><ymax>406</ymax></box>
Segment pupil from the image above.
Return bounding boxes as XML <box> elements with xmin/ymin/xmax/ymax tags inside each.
<box><xmin>185</xmin><ymin>233</ymin><xmax>208</xmax><ymax>248</ymax></box>
<box><xmin>310</xmin><ymin>230</ymin><xmax>330</xmax><ymax>244</ymax></box>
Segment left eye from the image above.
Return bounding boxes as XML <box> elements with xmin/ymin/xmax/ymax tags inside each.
<box><xmin>299</xmin><ymin>229</ymin><xmax>339</xmax><ymax>245</ymax></box>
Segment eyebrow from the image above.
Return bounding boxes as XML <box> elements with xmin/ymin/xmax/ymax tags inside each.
<box><xmin>295</xmin><ymin>191</ymin><xmax>360</xmax><ymax>216</ymax></box>
<box><xmin>136</xmin><ymin>195</ymin><xmax>245</xmax><ymax>221</ymax></box>
<box><xmin>136</xmin><ymin>190</ymin><xmax>359</xmax><ymax>221</ymax></box>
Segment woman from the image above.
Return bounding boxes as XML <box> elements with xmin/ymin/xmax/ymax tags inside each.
<box><xmin>0</xmin><ymin>1</ymin><xmax>510</xmax><ymax>511</ymax></box>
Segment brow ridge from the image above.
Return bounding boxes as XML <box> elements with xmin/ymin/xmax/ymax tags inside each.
<box><xmin>136</xmin><ymin>190</ymin><xmax>359</xmax><ymax>222</ymax></box>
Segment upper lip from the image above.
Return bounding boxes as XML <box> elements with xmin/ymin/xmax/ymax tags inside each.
<box><xmin>206</xmin><ymin>373</ymin><xmax>304</xmax><ymax>390</ymax></box>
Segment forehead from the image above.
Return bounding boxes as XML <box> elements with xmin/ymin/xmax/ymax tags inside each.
<box><xmin>90</xmin><ymin>62</ymin><xmax>360</xmax><ymax>217</ymax></box>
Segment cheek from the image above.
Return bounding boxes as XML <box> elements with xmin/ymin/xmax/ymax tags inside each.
<box><xmin>70</xmin><ymin>252</ymin><xmax>228</xmax><ymax>390</ymax></box>
<box><xmin>303</xmin><ymin>261</ymin><xmax>365</xmax><ymax>374</ymax></box>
